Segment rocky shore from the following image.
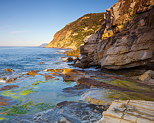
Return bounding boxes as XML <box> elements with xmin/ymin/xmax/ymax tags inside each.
<box><xmin>46</xmin><ymin>0</ymin><xmax>154</xmax><ymax>122</ymax></box>
<box><xmin>1</xmin><ymin>0</ymin><xmax>154</xmax><ymax>123</ymax></box>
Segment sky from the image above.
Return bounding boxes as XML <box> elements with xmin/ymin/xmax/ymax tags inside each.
<box><xmin>0</xmin><ymin>0</ymin><xmax>118</xmax><ymax>46</ymax></box>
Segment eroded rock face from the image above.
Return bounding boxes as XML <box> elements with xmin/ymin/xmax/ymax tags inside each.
<box><xmin>80</xmin><ymin>0</ymin><xmax>154</xmax><ymax>69</ymax></box>
<box><xmin>98</xmin><ymin>100</ymin><xmax>154</xmax><ymax>123</ymax></box>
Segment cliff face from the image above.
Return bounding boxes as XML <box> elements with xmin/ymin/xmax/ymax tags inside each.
<box><xmin>47</xmin><ymin>13</ymin><xmax>105</xmax><ymax>50</ymax></box>
<box><xmin>80</xmin><ymin>0</ymin><xmax>154</xmax><ymax>69</ymax></box>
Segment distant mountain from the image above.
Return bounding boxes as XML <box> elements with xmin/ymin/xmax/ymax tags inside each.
<box><xmin>40</xmin><ymin>43</ymin><xmax>48</xmax><ymax>47</ymax></box>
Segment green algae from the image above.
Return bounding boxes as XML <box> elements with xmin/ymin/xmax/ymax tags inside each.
<box><xmin>19</xmin><ymin>88</ymin><xmax>36</xmax><ymax>95</ymax></box>
<box><xmin>107</xmin><ymin>90</ymin><xmax>154</xmax><ymax>101</ymax></box>
<box><xmin>32</xmin><ymin>81</ymin><xmax>47</xmax><ymax>85</ymax></box>
<box><xmin>0</xmin><ymin>101</ymin><xmax>53</xmax><ymax>115</ymax></box>
<box><xmin>1</xmin><ymin>90</ymin><xmax>20</xmax><ymax>99</ymax></box>
<box><xmin>0</xmin><ymin>117</ymin><xmax>8</xmax><ymax>121</ymax></box>
<box><xmin>34</xmin><ymin>103</ymin><xmax>54</xmax><ymax>111</ymax></box>
<box><xmin>0</xmin><ymin>101</ymin><xmax>33</xmax><ymax>115</ymax></box>
<box><xmin>110</xmin><ymin>80</ymin><xmax>152</xmax><ymax>92</ymax></box>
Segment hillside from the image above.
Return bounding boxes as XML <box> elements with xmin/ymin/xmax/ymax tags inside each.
<box><xmin>47</xmin><ymin>13</ymin><xmax>105</xmax><ymax>51</ymax></box>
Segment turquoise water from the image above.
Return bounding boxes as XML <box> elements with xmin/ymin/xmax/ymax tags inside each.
<box><xmin>0</xmin><ymin>47</ymin><xmax>79</xmax><ymax>120</ymax></box>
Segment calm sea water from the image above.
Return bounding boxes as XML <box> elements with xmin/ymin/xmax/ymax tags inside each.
<box><xmin>0</xmin><ymin>47</ymin><xmax>80</xmax><ymax>120</ymax></box>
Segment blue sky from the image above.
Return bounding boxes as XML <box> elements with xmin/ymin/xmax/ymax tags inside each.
<box><xmin>0</xmin><ymin>0</ymin><xmax>118</xmax><ymax>46</ymax></box>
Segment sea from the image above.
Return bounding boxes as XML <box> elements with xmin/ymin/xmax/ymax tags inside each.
<box><xmin>0</xmin><ymin>47</ymin><xmax>81</xmax><ymax>121</ymax></box>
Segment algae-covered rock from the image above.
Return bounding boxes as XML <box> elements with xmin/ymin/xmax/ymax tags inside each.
<box><xmin>62</xmin><ymin>68</ymin><xmax>85</xmax><ymax>82</ymax></box>
<box><xmin>81</xmin><ymin>89</ymin><xmax>112</xmax><ymax>105</ymax></box>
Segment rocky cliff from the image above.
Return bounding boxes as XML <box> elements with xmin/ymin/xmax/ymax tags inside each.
<box><xmin>47</xmin><ymin>13</ymin><xmax>105</xmax><ymax>51</ymax></box>
<box><xmin>80</xmin><ymin>0</ymin><xmax>154</xmax><ymax>69</ymax></box>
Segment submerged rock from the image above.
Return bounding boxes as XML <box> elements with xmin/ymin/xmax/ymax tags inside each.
<box><xmin>0</xmin><ymin>96</ymin><xmax>9</xmax><ymax>106</ymax></box>
<box><xmin>66</xmin><ymin>57</ymin><xmax>74</xmax><ymax>62</ymax></box>
<box><xmin>81</xmin><ymin>89</ymin><xmax>112</xmax><ymax>105</ymax></box>
<box><xmin>62</xmin><ymin>68</ymin><xmax>85</xmax><ymax>82</ymax></box>
<box><xmin>26</xmin><ymin>70</ymin><xmax>40</xmax><ymax>76</ymax></box>
<box><xmin>77</xmin><ymin>78</ymin><xmax>132</xmax><ymax>91</ymax></box>
<box><xmin>44</xmin><ymin>69</ymin><xmax>64</xmax><ymax>73</ymax></box>
<box><xmin>44</xmin><ymin>74</ymin><xmax>55</xmax><ymax>80</ymax></box>
<box><xmin>5</xmin><ymin>68</ymin><xmax>14</xmax><ymax>72</ymax></box>
<box><xmin>0</xmin><ymin>78</ymin><xmax>7</xmax><ymax>83</ymax></box>
<box><xmin>0</xmin><ymin>85</ymin><xmax>19</xmax><ymax>91</ymax></box>
<box><xmin>33</xmin><ymin>101</ymin><xmax>106</xmax><ymax>123</ymax></box>
<box><xmin>98</xmin><ymin>100</ymin><xmax>154</xmax><ymax>123</ymax></box>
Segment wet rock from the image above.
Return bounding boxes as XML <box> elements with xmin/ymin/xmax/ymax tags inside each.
<box><xmin>62</xmin><ymin>85</ymin><xmax>89</xmax><ymax>96</ymax></box>
<box><xmin>44</xmin><ymin>69</ymin><xmax>64</xmax><ymax>73</ymax></box>
<box><xmin>0</xmin><ymin>78</ymin><xmax>7</xmax><ymax>83</ymax></box>
<box><xmin>6</xmin><ymin>78</ymin><xmax>17</xmax><ymax>83</ymax></box>
<box><xmin>81</xmin><ymin>89</ymin><xmax>112</xmax><ymax>105</ymax></box>
<box><xmin>0</xmin><ymin>96</ymin><xmax>9</xmax><ymax>106</ymax></box>
<box><xmin>26</xmin><ymin>70</ymin><xmax>40</xmax><ymax>76</ymax></box>
<box><xmin>33</xmin><ymin>101</ymin><xmax>105</xmax><ymax>123</ymax></box>
<box><xmin>38</xmin><ymin>62</ymin><xmax>45</xmax><ymax>64</ymax></box>
<box><xmin>0</xmin><ymin>85</ymin><xmax>19</xmax><ymax>91</ymax></box>
<box><xmin>5</xmin><ymin>68</ymin><xmax>14</xmax><ymax>72</ymax></box>
<box><xmin>44</xmin><ymin>74</ymin><xmax>55</xmax><ymax>80</ymax></box>
<box><xmin>62</xmin><ymin>68</ymin><xmax>85</xmax><ymax>82</ymax></box>
<box><xmin>77</xmin><ymin>78</ymin><xmax>131</xmax><ymax>91</ymax></box>
<box><xmin>49</xmin><ymin>72</ymin><xmax>59</xmax><ymax>76</ymax></box>
<box><xmin>139</xmin><ymin>70</ymin><xmax>154</xmax><ymax>81</ymax></box>
<box><xmin>98</xmin><ymin>100</ymin><xmax>154</xmax><ymax>123</ymax></box>
<box><xmin>66</xmin><ymin>57</ymin><xmax>74</xmax><ymax>62</ymax></box>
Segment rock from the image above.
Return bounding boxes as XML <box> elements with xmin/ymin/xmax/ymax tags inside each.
<box><xmin>38</xmin><ymin>62</ymin><xmax>45</xmax><ymax>64</ymax></box>
<box><xmin>81</xmin><ymin>89</ymin><xmax>112</xmax><ymax>105</ymax></box>
<box><xmin>80</xmin><ymin>0</ymin><xmax>154</xmax><ymax>70</ymax></box>
<box><xmin>33</xmin><ymin>101</ymin><xmax>105</xmax><ymax>123</ymax></box>
<box><xmin>44</xmin><ymin>74</ymin><xmax>55</xmax><ymax>80</ymax></box>
<box><xmin>0</xmin><ymin>85</ymin><xmax>19</xmax><ymax>91</ymax></box>
<box><xmin>62</xmin><ymin>68</ymin><xmax>85</xmax><ymax>82</ymax></box>
<box><xmin>66</xmin><ymin>57</ymin><xmax>74</xmax><ymax>62</ymax></box>
<box><xmin>5</xmin><ymin>68</ymin><xmax>14</xmax><ymax>72</ymax></box>
<box><xmin>0</xmin><ymin>96</ymin><xmax>9</xmax><ymax>106</ymax></box>
<box><xmin>77</xmin><ymin>78</ymin><xmax>131</xmax><ymax>91</ymax></box>
<box><xmin>44</xmin><ymin>69</ymin><xmax>63</xmax><ymax>73</ymax></box>
<box><xmin>139</xmin><ymin>70</ymin><xmax>154</xmax><ymax>81</ymax></box>
<box><xmin>26</xmin><ymin>70</ymin><xmax>40</xmax><ymax>76</ymax></box>
<box><xmin>0</xmin><ymin>78</ymin><xmax>7</xmax><ymax>83</ymax></box>
<box><xmin>98</xmin><ymin>100</ymin><xmax>154</xmax><ymax>123</ymax></box>
<box><xmin>62</xmin><ymin>85</ymin><xmax>89</xmax><ymax>97</ymax></box>
<box><xmin>6</xmin><ymin>78</ymin><xmax>17</xmax><ymax>83</ymax></box>
<box><xmin>49</xmin><ymin>72</ymin><xmax>59</xmax><ymax>76</ymax></box>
